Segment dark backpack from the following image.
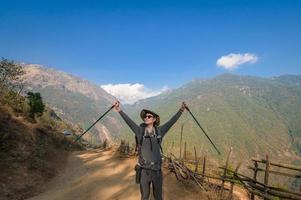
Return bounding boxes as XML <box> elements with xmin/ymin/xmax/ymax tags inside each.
<box><xmin>135</xmin><ymin>125</ymin><xmax>163</xmax><ymax>154</ymax></box>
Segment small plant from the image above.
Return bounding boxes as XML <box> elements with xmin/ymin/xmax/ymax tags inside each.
<box><xmin>27</xmin><ymin>92</ymin><xmax>45</xmax><ymax>118</ymax></box>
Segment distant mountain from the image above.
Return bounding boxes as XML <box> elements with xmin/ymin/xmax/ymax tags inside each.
<box><xmin>20</xmin><ymin>64</ymin><xmax>301</xmax><ymax>167</ymax></box>
<box><xmin>121</xmin><ymin>73</ymin><xmax>301</xmax><ymax>166</ymax></box>
<box><xmin>21</xmin><ymin>64</ymin><xmax>122</xmax><ymax>144</ymax></box>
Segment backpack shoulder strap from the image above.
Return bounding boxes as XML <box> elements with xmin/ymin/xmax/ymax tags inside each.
<box><xmin>138</xmin><ymin>126</ymin><xmax>145</xmax><ymax>146</ymax></box>
<box><xmin>139</xmin><ymin>133</ymin><xmax>144</xmax><ymax>146</ymax></box>
<box><xmin>155</xmin><ymin>127</ymin><xmax>162</xmax><ymax>141</ymax></box>
<box><xmin>155</xmin><ymin>127</ymin><xmax>164</xmax><ymax>154</ymax></box>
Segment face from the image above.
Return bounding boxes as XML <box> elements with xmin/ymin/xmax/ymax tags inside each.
<box><xmin>144</xmin><ymin>113</ymin><xmax>156</xmax><ymax>125</ymax></box>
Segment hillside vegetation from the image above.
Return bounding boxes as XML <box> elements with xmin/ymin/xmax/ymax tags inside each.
<box><xmin>121</xmin><ymin>74</ymin><xmax>301</xmax><ymax>166</ymax></box>
<box><xmin>22</xmin><ymin>64</ymin><xmax>120</xmax><ymax>145</ymax></box>
<box><xmin>18</xmin><ymin>62</ymin><xmax>301</xmax><ymax>167</ymax></box>
<box><xmin>0</xmin><ymin>58</ymin><xmax>83</xmax><ymax>200</ymax></box>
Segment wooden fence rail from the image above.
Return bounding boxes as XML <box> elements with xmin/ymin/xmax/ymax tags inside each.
<box><xmin>166</xmin><ymin>148</ymin><xmax>301</xmax><ymax>200</ymax></box>
<box><xmin>118</xmin><ymin>141</ymin><xmax>301</xmax><ymax>200</ymax></box>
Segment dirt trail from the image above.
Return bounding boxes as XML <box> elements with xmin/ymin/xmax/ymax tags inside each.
<box><xmin>27</xmin><ymin>148</ymin><xmax>248</xmax><ymax>200</ymax></box>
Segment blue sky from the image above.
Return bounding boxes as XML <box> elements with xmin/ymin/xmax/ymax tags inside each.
<box><xmin>0</xmin><ymin>0</ymin><xmax>301</xmax><ymax>100</ymax></box>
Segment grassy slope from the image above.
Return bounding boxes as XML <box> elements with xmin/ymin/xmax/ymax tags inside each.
<box><xmin>0</xmin><ymin>106</ymin><xmax>82</xmax><ymax>200</ymax></box>
<box><xmin>30</xmin><ymin>85</ymin><xmax>121</xmax><ymax>143</ymax></box>
<box><xmin>118</xmin><ymin>74</ymin><xmax>301</xmax><ymax>165</ymax></box>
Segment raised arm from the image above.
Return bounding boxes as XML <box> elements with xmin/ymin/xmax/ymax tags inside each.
<box><xmin>114</xmin><ymin>101</ymin><xmax>140</xmax><ymax>136</ymax></box>
<box><xmin>159</xmin><ymin>102</ymin><xmax>187</xmax><ymax>137</ymax></box>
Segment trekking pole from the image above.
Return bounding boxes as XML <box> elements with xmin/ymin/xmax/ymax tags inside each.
<box><xmin>75</xmin><ymin>105</ymin><xmax>115</xmax><ymax>142</ymax></box>
<box><xmin>185</xmin><ymin>105</ymin><xmax>221</xmax><ymax>155</ymax></box>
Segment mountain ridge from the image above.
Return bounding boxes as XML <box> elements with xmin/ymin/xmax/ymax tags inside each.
<box><xmin>20</xmin><ymin>63</ymin><xmax>301</xmax><ymax>167</ymax></box>
<box><xmin>121</xmin><ymin>72</ymin><xmax>301</xmax><ymax>168</ymax></box>
<box><xmin>21</xmin><ymin>64</ymin><xmax>119</xmax><ymax>145</ymax></box>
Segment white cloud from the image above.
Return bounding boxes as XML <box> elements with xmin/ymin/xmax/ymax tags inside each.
<box><xmin>101</xmin><ymin>83</ymin><xmax>169</xmax><ymax>104</ymax></box>
<box><xmin>216</xmin><ymin>53</ymin><xmax>258</xmax><ymax>70</ymax></box>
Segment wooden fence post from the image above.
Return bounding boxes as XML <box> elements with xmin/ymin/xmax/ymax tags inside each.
<box><xmin>202</xmin><ymin>155</ymin><xmax>207</xmax><ymax>182</ymax></box>
<box><xmin>251</xmin><ymin>161</ymin><xmax>258</xmax><ymax>200</ymax></box>
<box><xmin>264</xmin><ymin>154</ymin><xmax>270</xmax><ymax>200</ymax></box>
<box><xmin>180</xmin><ymin>123</ymin><xmax>184</xmax><ymax>159</ymax></box>
<box><xmin>228</xmin><ymin>162</ymin><xmax>241</xmax><ymax>200</ymax></box>
<box><xmin>194</xmin><ymin>146</ymin><xmax>198</xmax><ymax>172</ymax></box>
<box><xmin>221</xmin><ymin>147</ymin><xmax>233</xmax><ymax>195</ymax></box>
<box><xmin>184</xmin><ymin>142</ymin><xmax>187</xmax><ymax>160</ymax></box>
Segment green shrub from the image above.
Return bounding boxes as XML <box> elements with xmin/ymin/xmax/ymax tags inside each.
<box><xmin>27</xmin><ymin>92</ymin><xmax>45</xmax><ymax>118</ymax></box>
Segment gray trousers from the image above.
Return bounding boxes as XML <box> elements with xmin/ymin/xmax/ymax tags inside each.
<box><xmin>140</xmin><ymin>169</ymin><xmax>163</xmax><ymax>200</ymax></box>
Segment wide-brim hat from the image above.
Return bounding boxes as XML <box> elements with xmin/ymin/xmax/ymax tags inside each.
<box><xmin>140</xmin><ymin>109</ymin><xmax>160</xmax><ymax>126</ymax></box>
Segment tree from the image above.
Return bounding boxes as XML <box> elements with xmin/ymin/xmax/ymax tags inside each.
<box><xmin>27</xmin><ymin>92</ymin><xmax>45</xmax><ymax>118</ymax></box>
<box><xmin>0</xmin><ymin>58</ymin><xmax>24</xmax><ymax>91</ymax></box>
<box><xmin>0</xmin><ymin>58</ymin><xmax>26</xmax><ymax>111</ymax></box>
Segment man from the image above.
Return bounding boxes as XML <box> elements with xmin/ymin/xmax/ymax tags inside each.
<box><xmin>113</xmin><ymin>101</ymin><xmax>187</xmax><ymax>200</ymax></box>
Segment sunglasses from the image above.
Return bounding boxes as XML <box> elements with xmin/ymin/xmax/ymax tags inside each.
<box><xmin>144</xmin><ymin>114</ymin><xmax>154</xmax><ymax>119</ymax></box>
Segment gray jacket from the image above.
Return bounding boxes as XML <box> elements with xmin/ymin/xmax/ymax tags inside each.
<box><xmin>119</xmin><ymin>110</ymin><xmax>183</xmax><ymax>169</ymax></box>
